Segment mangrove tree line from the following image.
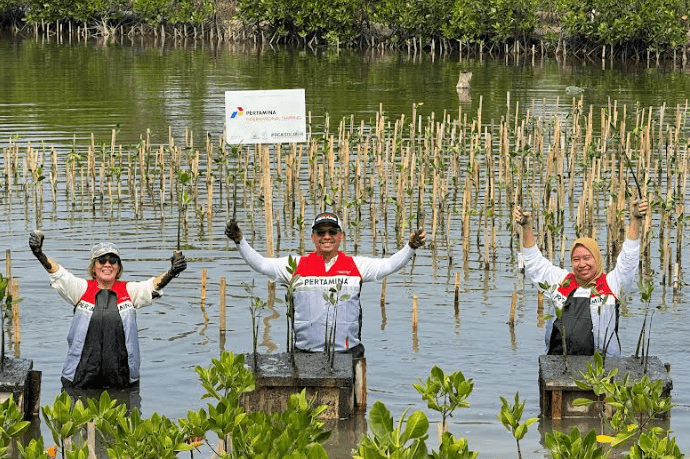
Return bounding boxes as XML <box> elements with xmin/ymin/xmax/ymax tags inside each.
<box><xmin>0</xmin><ymin>0</ymin><xmax>689</xmax><ymax>57</ymax></box>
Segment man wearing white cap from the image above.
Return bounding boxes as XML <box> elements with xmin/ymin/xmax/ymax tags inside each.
<box><xmin>29</xmin><ymin>231</ymin><xmax>187</xmax><ymax>389</ymax></box>
<box><xmin>225</xmin><ymin>211</ymin><xmax>425</xmax><ymax>358</ymax></box>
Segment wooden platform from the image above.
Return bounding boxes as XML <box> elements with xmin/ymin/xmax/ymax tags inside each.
<box><xmin>241</xmin><ymin>352</ymin><xmax>365</xmax><ymax>420</ymax></box>
<box><xmin>539</xmin><ymin>355</ymin><xmax>672</xmax><ymax>420</ymax></box>
<box><xmin>0</xmin><ymin>357</ymin><xmax>41</xmax><ymax>418</ymax></box>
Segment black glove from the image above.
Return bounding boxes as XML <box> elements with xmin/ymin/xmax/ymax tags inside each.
<box><xmin>169</xmin><ymin>251</ymin><xmax>187</xmax><ymax>278</ymax></box>
<box><xmin>157</xmin><ymin>251</ymin><xmax>186</xmax><ymax>290</ymax></box>
<box><xmin>409</xmin><ymin>228</ymin><xmax>426</xmax><ymax>249</ymax></box>
<box><xmin>29</xmin><ymin>230</ymin><xmax>52</xmax><ymax>271</ymax></box>
<box><xmin>29</xmin><ymin>230</ymin><xmax>44</xmax><ymax>255</ymax></box>
<box><xmin>225</xmin><ymin>219</ymin><xmax>242</xmax><ymax>243</ymax></box>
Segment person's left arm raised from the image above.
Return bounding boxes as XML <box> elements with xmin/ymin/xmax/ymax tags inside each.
<box><xmin>357</xmin><ymin>228</ymin><xmax>426</xmax><ymax>281</ymax></box>
<box><xmin>606</xmin><ymin>197</ymin><xmax>649</xmax><ymax>292</ymax></box>
<box><xmin>127</xmin><ymin>251</ymin><xmax>187</xmax><ymax>305</ymax></box>
<box><xmin>627</xmin><ymin>197</ymin><xmax>648</xmax><ymax>241</ymax></box>
<box><xmin>408</xmin><ymin>228</ymin><xmax>426</xmax><ymax>250</ymax></box>
<box><xmin>153</xmin><ymin>251</ymin><xmax>187</xmax><ymax>290</ymax></box>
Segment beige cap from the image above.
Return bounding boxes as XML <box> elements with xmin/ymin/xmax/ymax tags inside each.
<box><xmin>90</xmin><ymin>242</ymin><xmax>120</xmax><ymax>260</ymax></box>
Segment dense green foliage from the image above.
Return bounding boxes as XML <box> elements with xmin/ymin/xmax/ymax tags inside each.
<box><xmin>1</xmin><ymin>0</ymin><xmax>214</xmax><ymax>26</ymax></box>
<box><xmin>0</xmin><ymin>0</ymin><xmax>688</xmax><ymax>53</ymax></box>
<box><xmin>237</xmin><ymin>0</ymin><xmax>372</xmax><ymax>44</ymax></box>
<box><xmin>559</xmin><ymin>0</ymin><xmax>689</xmax><ymax>51</ymax></box>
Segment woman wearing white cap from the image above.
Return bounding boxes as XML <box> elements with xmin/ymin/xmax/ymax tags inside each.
<box><xmin>29</xmin><ymin>231</ymin><xmax>187</xmax><ymax>389</ymax></box>
<box><xmin>224</xmin><ymin>211</ymin><xmax>425</xmax><ymax>359</ymax></box>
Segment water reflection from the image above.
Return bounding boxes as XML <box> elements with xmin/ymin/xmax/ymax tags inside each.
<box><xmin>325</xmin><ymin>415</ymin><xmax>368</xmax><ymax>459</ymax></box>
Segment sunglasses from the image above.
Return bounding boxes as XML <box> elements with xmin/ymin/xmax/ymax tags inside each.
<box><xmin>314</xmin><ymin>228</ymin><xmax>340</xmax><ymax>237</ymax></box>
<box><xmin>96</xmin><ymin>254</ymin><xmax>120</xmax><ymax>265</ymax></box>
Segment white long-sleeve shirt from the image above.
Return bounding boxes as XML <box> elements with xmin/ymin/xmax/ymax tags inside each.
<box><xmin>236</xmin><ymin>239</ymin><xmax>416</xmax><ymax>285</ymax></box>
<box><xmin>49</xmin><ymin>265</ymin><xmax>159</xmax><ymax>308</ymax></box>
<box><xmin>236</xmin><ymin>239</ymin><xmax>416</xmax><ymax>351</ymax></box>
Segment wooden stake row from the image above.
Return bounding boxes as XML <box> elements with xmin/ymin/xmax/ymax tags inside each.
<box><xmin>1</xmin><ymin>100</ymin><xmax>688</xmax><ymax>287</ymax></box>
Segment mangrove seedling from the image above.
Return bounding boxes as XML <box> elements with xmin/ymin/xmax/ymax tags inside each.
<box><xmin>0</xmin><ymin>273</ymin><xmax>21</xmax><ymax>372</ymax></box>
<box><xmin>626</xmin><ymin>431</ymin><xmax>683</xmax><ymax>459</ymax></box>
<box><xmin>351</xmin><ymin>401</ymin><xmax>429</xmax><ymax>459</ymax></box>
<box><xmin>41</xmin><ymin>392</ymin><xmax>93</xmax><ymax>459</ymax></box>
<box><xmin>589</xmin><ymin>285</ymin><xmax>619</xmax><ymax>367</ymax></box>
<box><xmin>0</xmin><ymin>395</ymin><xmax>31</xmax><ymax>458</ymax></box>
<box><xmin>634</xmin><ymin>277</ymin><xmax>655</xmax><ymax>370</ymax></box>
<box><xmin>101</xmin><ymin>409</ymin><xmax>192</xmax><ymax>459</ymax></box>
<box><xmin>227</xmin><ymin>390</ymin><xmax>330</xmax><ymax>458</ymax></box>
<box><xmin>16</xmin><ymin>437</ymin><xmax>53</xmax><ymax>459</ymax></box>
<box><xmin>194</xmin><ymin>351</ymin><xmax>255</xmax><ymax>452</ymax></box>
<box><xmin>412</xmin><ymin>366</ymin><xmax>473</xmax><ymax>435</ymax></box>
<box><xmin>574</xmin><ymin>352</ymin><xmax>673</xmax><ymax>448</ymax></box>
<box><xmin>242</xmin><ymin>281</ymin><xmax>267</xmax><ymax>371</ymax></box>
<box><xmin>539</xmin><ymin>280</ymin><xmax>568</xmax><ymax>363</ymax></box>
<box><xmin>432</xmin><ymin>432</ymin><xmax>478</xmax><ymax>459</ymax></box>
<box><xmin>176</xmin><ymin>168</ymin><xmax>193</xmax><ymax>250</ymax></box>
<box><xmin>84</xmin><ymin>392</ymin><xmax>130</xmax><ymax>456</ymax></box>
<box><xmin>322</xmin><ymin>281</ymin><xmax>350</xmax><ymax>368</ymax></box>
<box><xmin>544</xmin><ymin>427</ymin><xmax>609</xmax><ymax>459</ymax></box>
<box><xmin>284</xmin><ymin>255</ymin><xmax>301</xmax><ymax>358</ymax></box>
<box><xmin>496</xmin><ymin>392</ymin><xmax>539</xmax><ymax>459</ymax></box>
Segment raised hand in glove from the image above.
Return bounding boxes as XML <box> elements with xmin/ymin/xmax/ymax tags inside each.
<box><xmin>225</xmin><ymin>219</ymin><xmax>242</xmax><ymax>243</ymax></box>
<box><xmin>29</xmin><ymin>229</ymin><xmax>53</xmax><ymax>271</ymax></box>
<box><xmin>408</xmin><ymin>228</ymin><xmax>426</xmax><ymax>249</ymax></box>
<box><xmin>156</xmin><ymin>251</ymin><xmax>187</xmax><ymax>290</ymax></box>
<box><xmin>169</xmin><ymin>251</ymin><xmax>187</xmax><ymax>277</ymax></box>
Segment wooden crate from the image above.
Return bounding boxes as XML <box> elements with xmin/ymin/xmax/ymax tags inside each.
<box><xmin>241</xmin><ymin>352</ymin><xmax>366</xmax><ymax>420</ymax></box>
<box><xmin>0</xmin><ymin>357</ymin><xmax>41</xmax><ymax>418</ymax></box>
<box><xmin>539</xmin><ymin>355</ymin><xmax>672</xmax><ymax>420</ymax></box>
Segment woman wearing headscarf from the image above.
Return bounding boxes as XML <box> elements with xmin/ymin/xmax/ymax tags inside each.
<box><xmin>513</xmin><ymin>198</ymin><xmax>648</xmax><ymax>356</ymax></box>
<box><xmin>29</xmin><ymin>230</ymin><xmax>187</xmax><ymax>389</ymax></box>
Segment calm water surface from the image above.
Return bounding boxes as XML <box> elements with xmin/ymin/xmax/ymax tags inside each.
<box><xmin>1</xmin><ymin>34</ymin><xmax>689</xmax><ymax>457</ymax></box>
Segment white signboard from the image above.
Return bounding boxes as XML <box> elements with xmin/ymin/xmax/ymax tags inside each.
<box><xmin>225</xmin><ymin>89</ymin><xmax>306</xmax><ymax>145</ymax></box>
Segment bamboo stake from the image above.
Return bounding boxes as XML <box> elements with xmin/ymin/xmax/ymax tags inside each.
<box><xmin>201</xmin><ymin>268</ymin><xmax>208</xmax><ymax>303</ymax></box>
<box><xmin>412</xmin><ymin>294</ymin><xmax>418</xmax><ymax>331</ymax></box>
<box><xmin>11</xmin><ymin>279</ymin><xmax>20</xmax><ymax>356</ymax></box>
<box><xmin>219</xmin><ymin>276</ymin><xmax>227</xmax><ymax>337</ymax></box>
<box><xmin>454</xmin><ymin>272</ymin><xmax>460</xmax><ymax>315</ymax></box>
<box><xmin>206</xmin><ymin>138</ymin><xmax>214</xmax><ymax>228</ymax></box>
<box><xmin>87</xmin><ymin>422</ymin><xmax>96</xmax><ymax>459</ymax></box>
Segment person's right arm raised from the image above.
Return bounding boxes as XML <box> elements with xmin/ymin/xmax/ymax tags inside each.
<box><xmin>224</xmin><ymin>219</ymin><xmax>292</xmax><ymax>282</ymax></box>
<box><xmin>29</xmin><ymin>230</ymin><xmax>59</xmax><ymax>273</ymax></box>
